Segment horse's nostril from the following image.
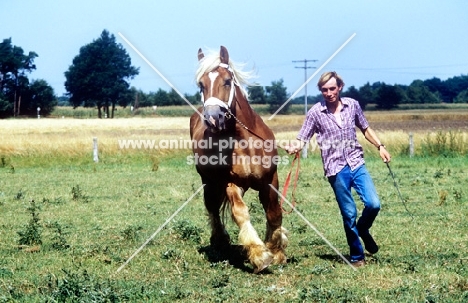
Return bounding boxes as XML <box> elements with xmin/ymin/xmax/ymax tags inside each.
<box><xmin>204</xmin><ymin>105</ymin><xmax>227</xmax><ymax>131</ymax></box>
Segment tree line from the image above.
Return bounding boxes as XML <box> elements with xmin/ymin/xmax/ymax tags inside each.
<box><xmin>124</xmin><ymin>78</ymin><xmax>291</xmax><ymax>114</ymax></box>
<box><xmin>1</xmin><ymin>29</ymin><xmax>467</xmax><ymax>118</ymax></box>
<box><xmin>124</xmin><ymin>74</ymin><xmax>468</xmax><ymax>113</ymax></box>
<box><xmin>339</xmin><ymin>76</ymin><xmax>468</xmax><ymax>110</ymax></box>
<box><xmin>0</xmin><ymin>38</ymin><xmax>56</xmax><ymax>118</ymax></box>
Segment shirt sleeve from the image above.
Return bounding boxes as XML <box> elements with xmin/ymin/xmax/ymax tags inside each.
<box><xmin>297</xmin><ymin>110</ymin><xmax>317</xmax><ymax>142</ymax></box>
<box><xmin>353</xmin><ymin>99</ymin><xmax>369</xmax><ymax>131</ymax></box>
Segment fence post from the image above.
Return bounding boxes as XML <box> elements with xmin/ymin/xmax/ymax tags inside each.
<box><xmin>93</xmin><ymin>137</ymin><xmax>99</xmax><ymax>163</ymax></box>
<box><xmin>302</xmin><ymin>144</ymin><xmax>308</xmax><ymax>159</ymax></box>
<box><xmin>409</xmin><ymin>132</ymin><xmax>414</xmax><ymax>158</ymax></box>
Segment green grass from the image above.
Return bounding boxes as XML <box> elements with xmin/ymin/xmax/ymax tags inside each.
<box><xmin>0</xmin><ymin>151</ymin><xmax>467</xmax><ymax>302</ymax></box>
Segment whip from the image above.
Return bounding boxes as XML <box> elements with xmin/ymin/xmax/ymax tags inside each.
<box><xmin>386</xmin><ymin>162</ymin><xmax>414</xmax><ymax>220</ymax></box>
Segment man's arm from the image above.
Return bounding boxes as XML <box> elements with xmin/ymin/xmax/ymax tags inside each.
<box><xmin>362</xmin><ymin>127</ymin><xmax>392</xmax><ymax>163</ymax></box>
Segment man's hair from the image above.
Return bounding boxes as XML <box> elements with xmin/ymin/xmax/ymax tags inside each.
<box><xmin>317</xmin><ymin>71</ymin><xmax>345</xmax><ymax>90</ymax></box>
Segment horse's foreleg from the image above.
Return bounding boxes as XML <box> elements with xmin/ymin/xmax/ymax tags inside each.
<box><xmin>203</xmin><ymin>183</ymin><xmax>230</xmax><ymax>249</ymax></box>
<box><xmin>259</xmin><ymin>176</ymin><xmax>288</xmax><ymax>265</ymax></box>
<box><xmin>226</xmin><ymin>182</ymin><xmax>273</xmax><ymax>273</ymax></box>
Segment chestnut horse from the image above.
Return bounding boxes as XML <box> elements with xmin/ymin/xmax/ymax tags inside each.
<box><xmin>189</xmin><ymin>46</ymin><xmax>288</xmax><ymax>273</ymax></box>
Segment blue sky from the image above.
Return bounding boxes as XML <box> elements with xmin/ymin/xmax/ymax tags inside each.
<box><xmin>2</xmin><ymin>0</ymin><xmax>467</xmax><ymax>98</ymax></box>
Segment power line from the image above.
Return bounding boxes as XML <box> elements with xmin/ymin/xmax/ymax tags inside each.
<box><xmin>292</xmin><ymin>59</ymin><xmax>317</xmax><ymax>159</ymax></box>
<box><xmin>292</xmin><ymin>59</ymin><xmax>317</xmax><ymax>114</ymax></box>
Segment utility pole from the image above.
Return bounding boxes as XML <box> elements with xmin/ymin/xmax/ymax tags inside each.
<box><xmin>293</xmin><ymin>59</ymin><xmax>317</xmax><ymax>158</ymax></box>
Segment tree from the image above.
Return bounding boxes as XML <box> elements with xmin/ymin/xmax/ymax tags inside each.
<box><xmin>134</xmin><ymin>89</ymin><xmax>152</xmax><ymax>108</ymax></box>
<box><xmin>266</xmin><ymin>79</ymin><xmax>289</xmax><ymax>114</ymax></box>
<box><xmin>167</xmin><ymin>89</ymin><xmax>184</xmax><ymax>106</ymax></box>
<box><xmin>185</xmin><ymin>91</ymin><xmax>201</xmax><ymax>106</ymax></box>
<box><xmin>0</xmin><ymin>38</ymin><xmax>38</xmax><ymax>117</ymax></box>
<box><xmin>0</xmin><ymin>95</ymin><xmax>11</xmax><ymax>118</ymax></box>
<box><xmin>358</xmin><ymin>83</ymin><xmax>376</xmax><ymax>110</ymax></box>
<box><xmin>454</xmin><ymin>89</ymin><xmax>468</xmax><ymax>103</ymax></box>
<box><xmin>342</xmin><ymin>85</ymin><xmax>369</xmax><ymax>110</ymax></box>
<box><xmin>406</xmin><ymin>80</ymin><xmax>440</xmax><ymax>104</ymax></box>
<box><xmin>64</xmin><ymin>30</ymin><xmax>139</xmax><ymax>118</ymax></box>
<box><xmin>21</xmin><ymin>79</ymin><xmax>57</xmax><ymax>116</ymax></box>
<box><xmin>423</xmin><ymin>77</ymin><xmax>451</xmax><ymax>102</ymax></box>
<box><xmin>153</xmin><ymin>88</ymin><xmax>170</xmax><ymax>106</ymax></box>
<box><xmin>247</xmin><ymin>85</ymin><xmax>266</xmax><ymax>104</ymax></box>
<box><xmin>444</xmin><ymin>75</ymin><xmax>468</xmax><ymax>103</ymax></box>
<box><xmin>374</xmin><ymin>83</ymin><xmax>402</xmax><ymax>110</ymax></box>
<box><xmin>118</xmin><ymin>86</ymin><xmax>137</xmax><ymax>109</ymax></box>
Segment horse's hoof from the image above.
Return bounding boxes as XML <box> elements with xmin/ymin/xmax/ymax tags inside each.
<box><xmin>271</xmin><ymin>251</ymin><xmax>287</xmax><ymax>265</ymax></box>
<box><xmin>251</xmin><ymin>249</ymin><xmax>274</xmax><ymax>274</ymax></box>
<box><xmin>253</xmin><ymin>257</ymin><xmax>273</xmax><ymax>274</ymax></box>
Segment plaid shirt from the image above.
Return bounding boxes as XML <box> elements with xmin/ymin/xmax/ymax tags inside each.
<box><xmin>297</xmin><ymin>97</ymin><xmax>369</xmax><ymax>177</ymax></box>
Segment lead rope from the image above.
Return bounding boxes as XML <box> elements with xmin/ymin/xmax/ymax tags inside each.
<box><xmin>220</xmin><ymin>65</ymin><xmax>300</xmax><ymax>214</ymax></box>
<box><xmin>226</xmin><ymin>106</ymin><xmax>300</xmax><ymax>214</ymax></box>
<box><xmin>280</xmin><ymin>152</ymin><xmax>300</xmax><ymax>213</ymax></box>
<box><xmin>386</xmin><ymin>162</ymin><xmax>414</xmax><ymax>220</ymax></box>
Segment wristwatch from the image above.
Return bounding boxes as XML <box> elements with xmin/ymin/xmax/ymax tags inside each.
<box><xmin>378</xmin><ymin>144</ymin><xmax>386</xmax><ymax>150</ymax></box>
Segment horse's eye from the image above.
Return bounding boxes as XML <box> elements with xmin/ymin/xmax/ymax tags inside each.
<box><xmin>224</xmin><ymin>79</ymin><xmax>232</xmax><ymax>87</ymax></box>
<box><xmin>199</xmin><ymin>82</ymin><xmax>204</xmax><ymax>92</ymax></box>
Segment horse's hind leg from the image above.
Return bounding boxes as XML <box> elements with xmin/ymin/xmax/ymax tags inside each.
<box><xmin>259</xmin><ymin>176</ymin><xmax>288</xmax><ymax>265</ymax></box>
<box><xmin>204</xmin><ymin>183</ymin><xmax>230</xmax><ymax>250</ymax></box>
<box><xmin>226</xmin><ymin>182</ymin><xmax>273</xmax><ymax>273</ymax></box>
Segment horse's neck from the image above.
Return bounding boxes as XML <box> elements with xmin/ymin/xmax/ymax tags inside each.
<box><xmin>233</xmin><ymin>89</ymin><xmax>257</xmax><ymax>128</ymax></box>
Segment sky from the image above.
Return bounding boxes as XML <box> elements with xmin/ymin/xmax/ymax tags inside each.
<box><xmin>2</xmin><ymin>0</ymin><xmax>468</xmax><ymax>99</ymax></box>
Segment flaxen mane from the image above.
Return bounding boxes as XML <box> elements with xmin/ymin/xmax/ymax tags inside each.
<box><xmin>195</xmin><ymin>49</ymin><xmax>255</xmax><ymax>98</ymax></box>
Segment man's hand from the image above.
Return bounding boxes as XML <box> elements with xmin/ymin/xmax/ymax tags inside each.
<box><xmin>379</xmin><ymin>146</ymin><xmax>391</xmax><ymax>163</ymax></box>
<box><xmin>285</xmin><ymin>140</ymin><xmax>304</xmax><ymax>155</ymax></box>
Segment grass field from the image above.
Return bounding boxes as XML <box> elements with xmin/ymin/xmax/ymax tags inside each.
<box><xmin>0</xmin><ymin>109</ymin><xmax>467</xmax><ymax>302</ymax></box>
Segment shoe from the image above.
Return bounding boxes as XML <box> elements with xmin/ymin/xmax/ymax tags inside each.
<box><xmin>351</xmin><ymin>259</ymin><xmax>366</xmax><ymax>268</ymax></box>
<box><xmin>362</xmin><ymin>233</ymin><xmax>379</xmax><ymax>254</ymax></box>
<box><xmin>358</xmin><ymin>229</ymin><xmax>379</xmax><ymax>254</ymax></box>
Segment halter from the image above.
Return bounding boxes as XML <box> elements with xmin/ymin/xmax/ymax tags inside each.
<box><xmin>200</xmin><ymin>63</ymin><xmax>238</xmax><ymax>109</ymax></box>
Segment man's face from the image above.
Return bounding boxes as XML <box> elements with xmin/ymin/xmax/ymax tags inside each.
<box><xmin>320</xmin><ymin>77</ymin><xmax>342</xmax><ymax>103</ymax></box>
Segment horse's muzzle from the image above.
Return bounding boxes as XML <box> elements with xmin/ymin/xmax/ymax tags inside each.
<box><xmin>203</xmin><ymin>105</ymin><xmax>227</xmax><ymax>132</ymax></box>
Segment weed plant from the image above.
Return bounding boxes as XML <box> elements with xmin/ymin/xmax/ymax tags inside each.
<box><xmin>71</xmin><ymin>185</ymin><xmax>90</xmax><ymax>203</ymax></box>
<box><xmin>48</xmin><ymin>221</ymin><xmax>70</xmax><ymax>250</ymax></box>
<box><xmin>421</xmin><ymin>130</ymin><xmax>466</xmax><ymax>157</ymax></box>
<box><xmin>17</xmin><ymin>200</ymin><xmax>42</xmax><ymax>246</ymax></box>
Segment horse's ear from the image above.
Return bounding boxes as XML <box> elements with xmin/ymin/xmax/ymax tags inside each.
<box><xmin>198</xmin><ymin>48</ymin><xmax>204</xmax><ymax>61</ymax></box>
<box><xmin>220</xmin><ymin>46</ymin><xmax>229</xmax><ymax>64</ymax></box>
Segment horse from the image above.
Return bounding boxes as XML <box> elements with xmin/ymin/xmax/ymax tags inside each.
<box><xmin>189</xmin><ymin>46</ymin><xmax>288</xmax><ymax>273</ymax></box>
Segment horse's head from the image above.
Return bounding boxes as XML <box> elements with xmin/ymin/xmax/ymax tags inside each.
<box><xmin>197</xmin><ymin>46</ymin><xmax>236</xmax><ymax>133</ymax></box>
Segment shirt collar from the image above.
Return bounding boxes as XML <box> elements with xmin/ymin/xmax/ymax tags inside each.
<box><xmin>320</xmin><ymin>97</ymin><xmax>350</xmax><ymax>112</ymax></box>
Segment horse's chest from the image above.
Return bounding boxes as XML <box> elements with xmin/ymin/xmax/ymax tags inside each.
<box><xmin>230</xmin><ymin>153</ymin><xmax>266</xmax><ymax>180</ymax></box>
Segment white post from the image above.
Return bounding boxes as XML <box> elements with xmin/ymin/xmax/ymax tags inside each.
<box><xmin>37</xmin><ymin>107</ymin><xmax>41</xmax><ymax>119</ymax></box>
<box><xmin>302</xmin><ymin>141</ymin><xmax>308</xmax><ymax>159</ymax></box>
<box><xmin>409</xmin><ymin>132</ymin><xmax>414</xmax><ymax>158</ymax></box>
<box><xmin>93</xmin><ymin>137</ymin><xmax>99</xmax><ymax>163</ymax></box>
<box><xmin>301</xmin><ymin>76</ymin><xmax>308</xmax><ymax>159</ymax></box>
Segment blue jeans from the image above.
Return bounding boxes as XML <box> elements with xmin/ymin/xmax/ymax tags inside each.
<box><xmin>328</xmin><ymin>164</ymin><xmax>381</xmax><ymax>262</ymax></box>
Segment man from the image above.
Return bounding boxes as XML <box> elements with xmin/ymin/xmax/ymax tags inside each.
<box><xmin>286</xmin><ymin>71</ymin><xmax>391</xmax><ymax>267</ymax></box>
